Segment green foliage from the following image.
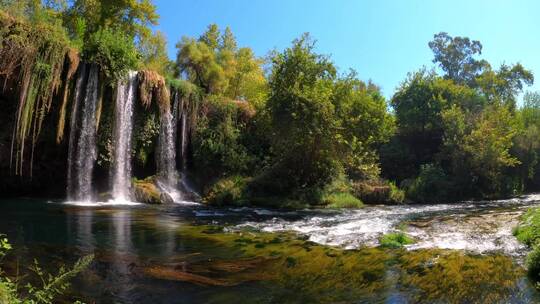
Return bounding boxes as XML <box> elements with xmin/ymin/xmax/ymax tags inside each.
<box><xmin>260</xmin><ymin>33</ymin><xmax>393</xmax><ymax>202</ymax></box>
<box><xmin>379</xmin><ymin>232</ymin><xmax>414</xmax><ymax>248</ymax></box>
<box><xmin>204</xmin><ymin>175</ymin><xmax>249</xmax><ymax>206</ymax></box>
<box><xmin>406</xmin><ymin>164</ymin><xmax>451</xmax><ymax>203</ymax></box>
<box><xmin>514</xmin><ymin>208</ymin><xmax>540</xmax><ymax>280</ymax></box>
<box><xmin>428</xmin><ymin>32</ymin><xmax>489</xmax><ymax>85</ymax></box>
<box><xmin>139</xmin><ymin>30</ymin><xmax>173</xmax><ymax>76</ymax></box>
<box><xmin>324</xmin><ymin>192</ymin><xmax>363</xmax><ymax>209</ymax></box>
<box><xmin>351</xmin><ymin>180</ymin><xmax>405</xmax><ymax>204</ymax></box>
<box><xmin>440</xmin><ymin>104</ymin><xmax>520</xmax><ymax>198</ymax></box>
<box><xmin>83</xmin><ymin>27</ymin><xmax>139</xmax><ymax>82</ymax></box>
<box><xmin>175</xmin><ymin>24</ymin><xmax>267</xmax><ymax>102</ymax></box>
<box><xmin>514</xmin><ymin>208</ymin><xmax>540</xmax><ymax>247</ymax></box>
<box><xmin>133</xmin><ymin>112</ymin><xmax>159</xmax><ymax>166</ymax></box>
<box><xmin>389</xmin><ymin>182</ymin><xmax>405</xmax><ymax>203</ymax></box>
<box><xmin>192</xmin><ymin>97</ymin><xmax>254</xmax><ymax>178</ymax></box>
<box><xmin>63</xmin><ymin>0</ymin><xmax>159</xmax><ymax>43</ymax></box>
<box><xmin>526</xmin><ymin>245</ymin><xmax>540</xmax><ymax>280</ymax></box>
<box><xmin>0</xmin><ymin>235</ymin><xmax>93</xmax><ymax>303</ymax></box>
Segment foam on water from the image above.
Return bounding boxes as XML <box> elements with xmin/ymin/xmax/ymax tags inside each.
<box><xmin>233</xmin><ymin>194</ymin><xmax>540</xmax><ymax>255</ymax></box>
<box><xmin>60</xmin><ymin>200</ymin><xmax>141</xmax><ymax>207</ymax></box>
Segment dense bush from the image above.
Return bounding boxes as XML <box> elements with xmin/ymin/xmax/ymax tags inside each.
<box><xmin>352</xmin><ymin>180</ymin><xmax>405</xmax><ymax>204</ymax></box>
<box><xmin>515</xmin><ymin>208</ymin><xmax>540</xmax><ymax>279</ymax></box>
<box><xmin>204</xmin><ymin>175</ymin><xmax>249</xmax><ymax>206</ymax></box>
<box><xmin>83</xmin><ymin>27</ymin><xmax>139</xmax><ymax>82</ymax></box>
<box><xmin>324</xmin><ymin>192</ymin><xmax>363</xmax><ymax>209</ymax></box>
<box><xmin>405</xmin><ymin>164</ymin><xmax>452</xmax><ymax>203</ymax></box>
<box><xmin>192</xmin><ymin>97</ymin><xmax>255</xmax><ymax>179</ymax></box>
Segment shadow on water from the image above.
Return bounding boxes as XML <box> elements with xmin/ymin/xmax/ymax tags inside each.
<box><xmin>0</xmin><ymin>198</ymin><xmax>540</xmax><ymax>303</ymax></box>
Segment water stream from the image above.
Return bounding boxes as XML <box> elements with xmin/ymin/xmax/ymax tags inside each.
<box><xmin>156</xmin><ymin>92</ymin><xmax>180</xmax><ymax>201</ymax></box>
<box><xmin>111</xmin><ymin>71</ymin><xmax>138</xmax><ymax>202</ymax></box>
<box><xmin>67</xmin><ymin>64</ymin><xmax>99</xmax><ymax>202</ymax></box>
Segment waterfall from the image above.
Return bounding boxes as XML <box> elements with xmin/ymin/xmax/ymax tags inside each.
<box><xmin>156</xmin><ymin>92</ymin><xmax>180</xmax><ymax>200</ymax></box>
<box><xmin>179</xmin><ymin>102</ymin><xmax>188</xmax><ymax>170</ymax></box>
<box><xmin>111</xmin><ymin>71</ymin><xmax>137</xmax><ymax>201</ymax></box>
<box><xmin>67</xmin><ymin>64</ymin><xmax>99</xmax><ymax>202</ymax></box>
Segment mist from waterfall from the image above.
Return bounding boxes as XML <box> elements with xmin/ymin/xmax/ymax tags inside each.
<box><xmin>67</xmin><ymin>64</ymin><xmax>99</xmax><ymax>202</ymax></box>
<box><xmin>111</xmin><ymin>71</ymin><xmax>138</xmax><ymax>202</ymax></box>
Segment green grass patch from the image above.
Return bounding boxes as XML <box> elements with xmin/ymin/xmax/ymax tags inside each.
<box><xmin>325</xmin><ymin>192</ymin><xmax>364</xmax><ymax>209</ymax></box>
<box><xmin>379</xmin><ymin>232</ymin><xmax>415</xmax><ymax>248</ymax></box>
<box><xmin>513</xmin><ymin>207</ymin><xmax>540</xmax><ymax>247</ymax></box>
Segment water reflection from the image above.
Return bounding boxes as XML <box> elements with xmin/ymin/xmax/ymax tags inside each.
<box><xmin>2</xmin><ymin>199</ymin><xmax>540</xmax><ymax>303</ymax></box>
<box><xmin>67</xmin><ymin>209</ymin><xmax>96</xmax><ymax>252</ymax></box>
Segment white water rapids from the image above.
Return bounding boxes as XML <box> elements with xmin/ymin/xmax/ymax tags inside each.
<box><xmin>200</xmin><ymin>194</ymin><xmax>540</xmax><ymax>256</ymax></box>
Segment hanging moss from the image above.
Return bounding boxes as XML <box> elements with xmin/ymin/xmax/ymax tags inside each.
<box><xmin>56</xmin><ymin>48</ymin><xmax>80</xmax><ymax>143</ymax></box>
<box><xmin>0</xmin><ymin>11</ymin><xmax>72</xmax><ymax>176</ymax></box>
<box><xmin>138</xmin><ymin>69</ymin><xmax>170</xmax><ymax>111</ymax></box>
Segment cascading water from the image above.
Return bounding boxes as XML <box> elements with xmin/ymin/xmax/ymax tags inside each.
<box><xmin>111</xmin><ymin>71</ymin><xmax>138</xmax><ymax>202</ymax></box>
<box><xmin>67</xmin><ymin>64</ymin><xmax>99</xmax><ymax>202</ymax></box>
<box><xmin>156</xmin><ymin>94</ymin><xmax>180</xmax><ymax>201</ymax></box>
<box><xmin>155</xmin><ymin>91</ymin><xmax>199</xmax><ymax>203</ymax></box>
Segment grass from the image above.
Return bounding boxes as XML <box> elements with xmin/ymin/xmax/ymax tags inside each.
<box><xmin>513</xmin><ymin>207</ymin><xmax>540</xmax><ymax>247</ymax></box>
<box><xmin>514</xmin><ymin>207</ymin><xmax>540</xmax><ymax>279</ymax></box>
<box><xmin>379</xmin><ymin>232</ymin><xmax>415</xmax><ymax>248</ymax></box>
<box><xmin>325</xmin><ymin>192</ymin><xmax>364</xmax><ymax>209</ymax></box>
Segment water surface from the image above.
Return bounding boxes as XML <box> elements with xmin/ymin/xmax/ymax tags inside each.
<box><xmin>1</xmin><ymin>196</ymin><xmax>540</xmax><ymax>303</ymax></box>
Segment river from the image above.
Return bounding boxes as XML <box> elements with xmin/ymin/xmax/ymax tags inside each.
<box><xmin>1</xmin><ymin>195</ymin><xmax>540</xmax><ymax>303</ymax></box>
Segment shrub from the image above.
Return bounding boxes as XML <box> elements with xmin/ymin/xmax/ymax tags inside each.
<box><xmin>193</xmin><ymin>97</ymin><xmax>254</xmax><ymax>179</ymax></box>
<box><xmin>204</xmin><ymin>176</ymin><xmax>249</xmax><ymax>206</ymax></box>
<box><xmin>324</xmin><ymin>192</ymin><xmax>363</xmax><ymax>209</ymax></box>
<box><xmin>527</xmin><ymin>246</ymin><xmax>540</xmax><ymax>280</ymax></box>
<box><xmin>389</xmin><ymin>182</ymin><xmax>405</xmax><ymax>203</ymax></box>
<box><xmin>351</xmin><ymin>179</ymin><xmax>405</xmax><ymax>204</ymax></box>
<box><xmin>406</xmin><ymin>163</ymin><xmax>452</xmax><ymax>203</ymax></box>
<box><xmin>379</xmin><ymin>232</ymin><xmax>414</xmax><ymax>248</ymax></box>
<box><xmin>0</xmin><ymin>235</ymin><xmax>93</xmax><ymax>304</ymax></box>
<box><xmin>84</xmin><ymin>27</ymin><xmax>139</xmax><ymax>82</ymax></box>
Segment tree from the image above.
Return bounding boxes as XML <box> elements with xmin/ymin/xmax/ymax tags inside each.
<box><xmin>139</xmin><ymin>30</ymin><xmax>172</xmax><ymax>76</ymax></box>
<box><xmin>176</xmin><ymin>24</ymin><xmax>267</xmax><ymax>101</ymax></box>
<box><xmin>475</xmin><ymin>63</ymin><xmax>534</xmax><ymax>106</ymax></box>
<box><xmin>255</xmin><ymin>33</ymin><xmax>393</xmax><ymax>199</ymax></box>
<box><xmin>63</xmin><ymin>0</ymin><xmax>159</xmax><ymax>43</ymax></box>
<box><xmin>220</xmin><ymin>26</ymin><xmax>237</xmax><ymax>52</ymax></box>
<box><xmin>262</xmin><ymin>33</ymin><xmax>339</xmax><ymax>195</ymax></box>
<box><xmin>387</xmin><ymin>69</ymin><xmax>483</xmax><ymax>180</ymax></box>
<box><xmin>199</xmin><ymin>23</ymin><xmax>220</xmax><ymax>51</ymax></box>
<box><xmin>429</xmin><ymin>32</ymin><xmax>490</xmax><ymax>85</ymax></box>
<box><xmin>441</xmin><ymin>105</ymin><xmax>520</xmax><ymax>197</ymax></box>
<box><xmin>175</xmin><ymin>36</ymin><xmax>226</xmax><ymax>94</ymax></box>
<box><xmin>429</xmin><ymin>32</ymin><xmax>533</xmax><ymax>106</ymax></box>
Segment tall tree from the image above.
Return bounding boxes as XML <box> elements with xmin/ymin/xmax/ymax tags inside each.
<box><xmin>429</xmin><ymin>32</ymin><xmax>490</xmax><ymax>85</ymax></box>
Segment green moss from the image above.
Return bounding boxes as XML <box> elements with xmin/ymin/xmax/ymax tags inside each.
<box><xmin>325</xmin><ymin>192</ymin><xmax>364</xmax><ymax>209</ymax></box>
<box><xmin>379</xmin><ymin>232</ymin><xmax>414</xmax><ymax>248</ymax></box>
<box><xmin>133</xmin><ymin>177</ymin><xmax>162</xmax><ymax>204</ymax></box>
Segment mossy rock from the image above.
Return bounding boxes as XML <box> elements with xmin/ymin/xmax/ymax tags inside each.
<box><xmin>133</xmin><ymin>177</ymin><xmax>162</xmax><ymax>204</ymax></box>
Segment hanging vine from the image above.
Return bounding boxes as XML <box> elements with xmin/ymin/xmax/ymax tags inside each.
<box><xmin>0</xmin><ymin>11</ymin><xmax>73</xmax><ymax>177</ymax></box>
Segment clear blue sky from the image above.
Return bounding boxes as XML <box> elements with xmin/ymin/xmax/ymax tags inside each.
<box><xmin>153</xmin><ymin>0</ymin><xmax>540</xmax><ymax>99</ymax></box>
